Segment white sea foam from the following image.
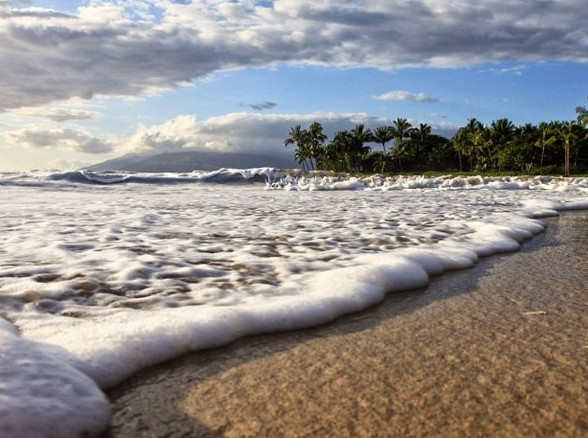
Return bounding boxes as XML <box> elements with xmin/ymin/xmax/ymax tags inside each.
<box><xmin>266</xmin><ymin>173</ymin><xmax>588</xmax><ymax>191</ymax></box>
<box><xmin>0</xmin><ymin>170</ymin><xmax>587</xmax><ymax>437</ymax></box>
<box><xmin>0</xmin><ymin>320</ymin><xmax>110</xmax><ymax>438</ymax></box>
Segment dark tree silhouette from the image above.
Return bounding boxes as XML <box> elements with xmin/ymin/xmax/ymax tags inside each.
<box><xmin>372</xmin><ymin>126</ymin><xmax>394</xmax><ymax>153</ymax></box>
<box><xmin>284</xmin><ymin>106</ymin><xmax>588</xmax><ymax>175</ymax></box>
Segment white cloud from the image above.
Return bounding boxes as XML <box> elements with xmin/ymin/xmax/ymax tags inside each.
<box><xmin>375</xmin><ymin>90</ymin><xmax>440</xmax><ymax>103</ymax></box>
<box><xmin>122</xmin><ymin>112</ymin><xmax>376</xmax><ymax>155</ymax></box>
<box><xmin>14</xmin><ymin>107</ymin><xmax>100</xmax><ymax>122</ymax></box>
<box><xmin>2</xmin><ymin>126</ymin><xmax>113</xmax><ymax>153</ymax></box>
<box><xmin>480</xmin><ymin>65</ymin><xmax>528</xmax><ymax>76</ymax></box>
<box><xmin>0</xmin><ymin>1</ymin><xmax>587</xmax><ymax>110</ymax></box>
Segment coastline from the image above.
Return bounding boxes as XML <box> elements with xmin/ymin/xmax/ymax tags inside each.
<box><xmin>105</xmin><ymin>212</ymin><xmax>587</xmax><ymax>437</ymax></box>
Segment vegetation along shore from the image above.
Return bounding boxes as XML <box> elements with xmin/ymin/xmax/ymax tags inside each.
<box><xmin>284</xmin><ymin>98</ymin><xmax>588</xmax><ymax>176</ymax></box>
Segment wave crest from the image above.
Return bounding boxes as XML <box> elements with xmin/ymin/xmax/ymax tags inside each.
<box><xmin>0</xmin><ymin>168</ymin><xmax>281</xmax><ymax>187</ymax></box>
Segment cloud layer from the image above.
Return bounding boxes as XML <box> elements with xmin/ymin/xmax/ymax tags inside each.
<box><xmin>3</xmin><ymin>126</ymin><xmax>113</xmax><ymax>154</ymax></box>
<box><xmin>122</xmin><ymin>112</ymin><xmax>379</xmax><ymax>155</ymax></box>
<box><xmin>14</xmin><ymin>107</ymin><xmax>100</xmax><ymax>122</ymax></box>
<box><xmin>1</xmin><ymin>0</ymin><xmax>587</xmax><ymax>111</ymax></box>
<box><xmin>1</xmin><ymin>110</ymin><xmax>458</xmax><ymax>160</ymax></box>
<box><xmin>375</xmin><ymin>90</ymin><xmax>440</xmax><ymax>103</ymax></box>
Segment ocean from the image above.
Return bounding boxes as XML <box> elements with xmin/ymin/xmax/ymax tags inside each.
<box><xmin>1</xmin><ymin>169</ymin><xmax>587</xmax><ymax>437</ymax></box>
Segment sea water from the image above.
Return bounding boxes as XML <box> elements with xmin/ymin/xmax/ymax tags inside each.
<box><xmin>1</xmin><ymin>169</ymin><xmax>587</xmax><ymax>437</ymax></box>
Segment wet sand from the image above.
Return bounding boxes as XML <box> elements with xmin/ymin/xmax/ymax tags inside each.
<box><xmin>105</xmin><ymin>212</ymin><xmax>588</xmax><ymax>438</ymax></box>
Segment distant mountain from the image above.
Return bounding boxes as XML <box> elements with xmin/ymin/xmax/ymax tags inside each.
<box><xmin>85</xmin><ymin>150</ymin><xmax>298</xmax><ymax>172</ymax></box>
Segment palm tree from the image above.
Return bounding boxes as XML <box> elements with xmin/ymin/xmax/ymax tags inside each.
<box><xmin>350</xmin><ymin>124</ymin><xmax>373</xmax><ymax>145</ymax></box>
<box><xmin>293</xmin><ymin>149</ymin><xmax>308</xmax><ymax>170</ymax></box>
<box><xmin>451</xmin><ymin>129</ymin><xmax>468</xmax><ymax>171</ymax></box>
<box><xmin>465</xmin><ymin>118</ymin><xmax>483</xmax><ymax>133</ymax></box>
<box><xmin>284</xmin><ymin>125</ymin><xmax>310</xmax><ymax>170</ymax></box>
<box><xmin>411</xmin><ymin>123</ymin><xmax>432</xmax><ymax>162</ymax></box>
<box><xmin>321</xmin><ymin>140</ymin><xmax>346</xmax><ymax>171</ymax></box>
<box><xmin>452</xmin><ymin>119</ymin><xmax>483</xmax><ymax>171</ymax></box>
<box><xmin>490</xmin><ymin>118</ymin><xmax>515</xmax><ymax>143</ymax></box>
<box><xmin>349</xmin><ymin>124</ymin><xmax>373</xmax><ymax>171</ymax></box>
<box><xmin>371</xmin><ymin>151</ymin><xmax>389</xmax><ymax>174</ymax></box>
<box><xmin>489</xmin><ymin>118</ymin><xmax>515</xmax><ymax>169</ymax></box>
<box><xmin>306</xmin><ymin>122</ymin><xmax>327</xmax><ymax>169</ymax></box>
<box><xmin>471</xmin><ymin>127</ymin><xmax>494</xmax><ymax>170</ymax></box>
<box><xmin>503</xmin><ymin>124</ymin><xmax>536</xmax><ymax>172</ymax></box>
<box><xmin>391</xmin><ymin>118</ymin><xmax>412</xmax><ymax>146</ymax></box>
<box><xmin>391</xmin><ymin>118</ymin><xmax>412</xmax><ymax>169</ymax></box>
<box><xmin>558</xmin><ymin>121</ymin><xmax>578</xmax><ymax>177</ymax></box>
<box><xmin>372</xmin><ymin>126</ymin><xmax>394</xmax><ymax>153</ymax></box>
<box><xmin>329</xmin><ymin>130</ymin><xmax>354</xmax><ymax>171</ymax></box>
<box><xmin>535</xmin><ymin>122</ymin><xmax>557</xmax><ymax>169</ymax></box>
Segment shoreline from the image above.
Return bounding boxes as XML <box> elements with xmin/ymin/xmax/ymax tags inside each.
<box><xmin>105</xmin><ymin>211</ymin><xmax>588</xmax><ymax>437</ymax></box>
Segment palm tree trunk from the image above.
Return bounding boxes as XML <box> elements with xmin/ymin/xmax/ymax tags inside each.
<box><xmin>540</xmin><ymin>144</ymin><xmax>545</xmax><ymax>168</ymax></box>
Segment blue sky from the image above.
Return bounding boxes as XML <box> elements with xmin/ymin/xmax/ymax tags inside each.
<box><xmin>119</xmin><ymin>62</ymin><xmax>587</xmax><ymax>126</ymax></box>
<box><xmin>0</xmin><ymin>0</ymin><xmax>587</xmax><ymax>170</ymax></box>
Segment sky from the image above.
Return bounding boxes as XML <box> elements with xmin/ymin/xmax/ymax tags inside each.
<box><xmin>0</xmin><ymin>0</ymin><xmax>587</xmax><ymax>171</ymax></box>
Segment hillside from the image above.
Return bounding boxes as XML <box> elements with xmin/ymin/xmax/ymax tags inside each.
<box><xmin>85</xmin><ymin>150</ymin><xmax>297</xmax><ymax>172</ymax></box>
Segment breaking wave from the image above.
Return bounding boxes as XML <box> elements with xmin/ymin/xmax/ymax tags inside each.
<box><xmin>0</xmin><ymin>168</ymin><xmax>280</xmax><ymax>187</ymax></box>
<box><xmin>1</xmin><ymin>169</ymin><xmax>588</xmax><ymax>192</ymax></box>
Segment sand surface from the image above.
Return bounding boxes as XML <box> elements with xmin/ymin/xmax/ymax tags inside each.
<box><xmin>105</xmin><ymin>212</ymin><xmax>587</xmax><ymax>438</ymax></box>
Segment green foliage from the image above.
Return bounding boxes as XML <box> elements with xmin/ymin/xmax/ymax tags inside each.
<box><xmin>284</xmin><ymin>122</ymin><xmax>327</xmax><ymax>170</ymax></box>
<box><xmin>284</xmin><ymin>108</ymin><xmax>588</xmax><ymax>176</ymax></box>
<box><xmin>372</xmin><ymin>126</ymin><xmax>394</xmax><ymax>153</ymax></box>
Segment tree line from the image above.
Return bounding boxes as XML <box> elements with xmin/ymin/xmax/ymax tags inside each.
<box><xmin>284</xmin><ymin>99</ymin><xmax>588</xmax><ymax>176</ymax></box>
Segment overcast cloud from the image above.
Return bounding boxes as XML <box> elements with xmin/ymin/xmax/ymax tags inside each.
<box><xmin>0</xmin><ymin>0</ymin><xmax>587</xmax><ymax>111</ymax></box>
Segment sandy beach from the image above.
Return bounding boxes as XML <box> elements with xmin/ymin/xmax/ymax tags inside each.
<box><xmin>105</xmin><ymin>212</ymin><xmax>587</xmax><ymax>438</ymax></box>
